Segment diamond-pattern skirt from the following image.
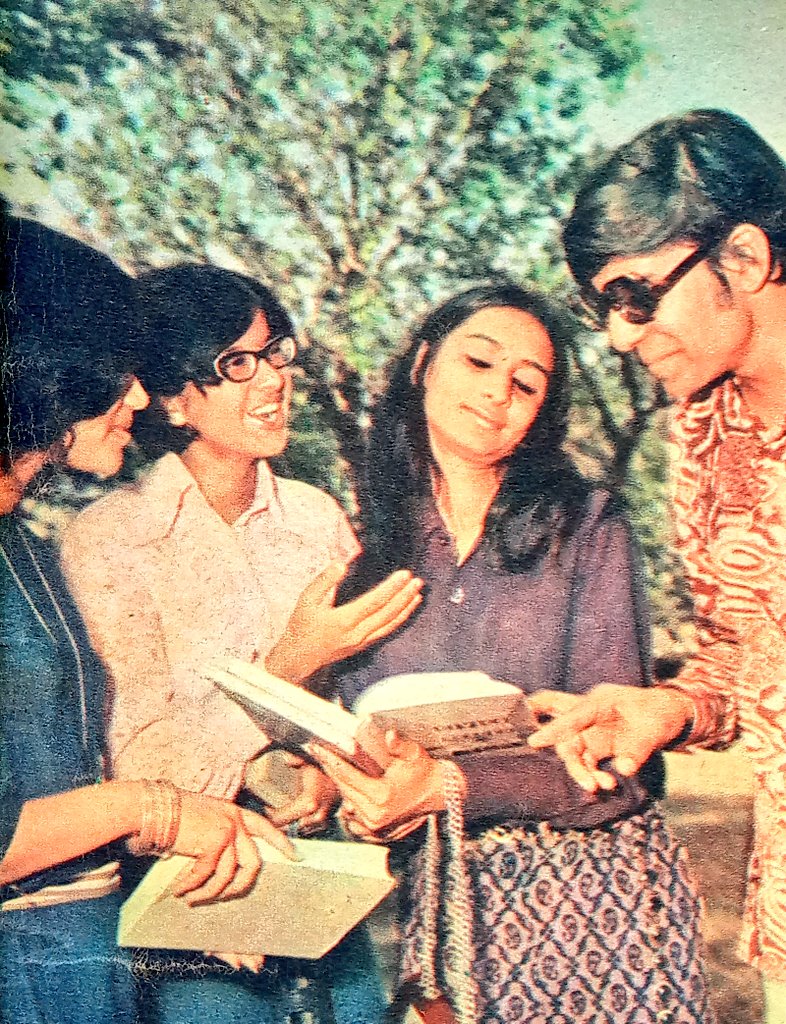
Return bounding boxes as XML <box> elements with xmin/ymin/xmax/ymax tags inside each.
<box><xmin>398</xmin><ymin>805</ymin><xmax>716</xmax><ymax>1024</ymax></box>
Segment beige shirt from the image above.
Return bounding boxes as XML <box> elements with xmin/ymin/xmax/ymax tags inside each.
<box><xmin>60</xmin><ymin>453</ymin><xmax>359</xmax><ymax>800</ymax></box>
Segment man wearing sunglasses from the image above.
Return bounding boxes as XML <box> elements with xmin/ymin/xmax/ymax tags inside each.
<box><xmin>529</xmin><ymin>108</ymin><xmax>786</xmax><ymax>1021</ymax></box>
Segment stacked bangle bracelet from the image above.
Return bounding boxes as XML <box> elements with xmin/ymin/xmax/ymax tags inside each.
<box><xmin>127</xmin><ymin>780</ymin><xmax>183</xmax><ymax>856</ymax></box>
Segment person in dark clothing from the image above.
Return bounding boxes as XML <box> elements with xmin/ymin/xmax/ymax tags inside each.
<box><xmin>0</xmin><ymin>214</ymin><xmax>294</xmax><ymax>1024</ymax></box>
<box><xmin>312</xmin><ymin>285</ymin><xmax>715</xmax><ymax>1024</ymax></box>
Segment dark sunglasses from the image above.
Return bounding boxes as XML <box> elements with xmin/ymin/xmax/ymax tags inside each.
<box><xmin>580</xmin><ymin>236</ymin><xmax>720</xmax><ymax>328</ymax></box>
<box><xmin>213</xmin><ymin>335</ymin><xmax>297</xmax><ymax>383</ymax></box>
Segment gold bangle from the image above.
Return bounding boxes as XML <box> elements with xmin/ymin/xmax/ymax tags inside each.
<box><xmin>127</xmin><ymin>780</ymin><xmax>183</xmax><ymax>856</ymax></box>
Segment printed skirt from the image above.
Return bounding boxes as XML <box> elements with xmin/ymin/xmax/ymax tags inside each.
<box><xmin>398</xmin><ymin>804</ymin><xmax>716</xmax><ymax>1024</ymax></box>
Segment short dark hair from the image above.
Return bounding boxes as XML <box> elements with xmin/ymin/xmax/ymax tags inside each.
<box><xmin>1</xmin><ymin>212</ymin><xmax>138</xmax><ymax>461</ymax></box>
<box><xmin>132</xmin><ymin>263</ymin><xmax>295</xmax><ymax>456</ymax></box>
<box><xmin>358</xmin><ymin>283</ymin><xmax>591</xmax><ymax>581</ymax></box>
<box><xmin>563</xmin><ymin>109</ymin><xmax>786</xmax><ymax>288</ymax></box>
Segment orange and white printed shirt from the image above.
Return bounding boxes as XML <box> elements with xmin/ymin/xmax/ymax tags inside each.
<box><xmin>667</xmin><ymin>376</ymin><xmax>786</xmax><ymax>980</ymax></box>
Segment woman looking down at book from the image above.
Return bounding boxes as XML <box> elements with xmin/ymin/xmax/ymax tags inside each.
<box><xmin>0</xmin><ymin>216</ymin><xmax>295</xmax><ymax>1024</ymax></box>
<box><xmin>59</xmin><ymin>263</ymin><xmax>423</xmax><ymax>1024</ymax></box>
<box><xmin>311</xmin><ymin>285</ymin><xmax>715</xmax><ymax>1024</ymax></box>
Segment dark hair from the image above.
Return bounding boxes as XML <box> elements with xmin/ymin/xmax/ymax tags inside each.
<box><xmin>359</xmin><ymin>284</ymin><xmax>590</xmax><ymax>582</ymax></box>
<box><xmin>563</xmin><ymin>109</ymin><xmax>786</xmax><ymax>288</ymax></box>
<box><xmin>132</xmin><ymin>263</ymin><xmax>296</xmax><ymax>456</ymax></box>
<box><xmin>0</xmin><ymin>212</ymin><xmax>138</xmax><ymax>462</ymax></box>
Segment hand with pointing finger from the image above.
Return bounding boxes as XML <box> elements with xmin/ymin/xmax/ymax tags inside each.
<box><xmin>527</xmin><ymin>684</ymin><xmax>695</xmax><ymax>793</ymax></box>
<box><xmin>265</xmin><ymin>560</ymin><xmax>424</xmax><ymax>683</ymax></box>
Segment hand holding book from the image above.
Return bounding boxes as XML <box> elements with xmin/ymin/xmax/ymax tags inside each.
<box><xmin>119</xmin><ymin>836</ymin><xmax>396</xmax><ymax>958</ymax></box>
<box><xmin>263</xmin><ymin>753</ymin><xmax>340</xmax><ymax>834</ymax></box>
<box><xmin>308</xmin><ymin>730</ymin><xmax>451</xmax><ymax>841</ymax></box>
<box><xmin>205</xmin><ymin>661</ymin><xmax>536</xmax><ymax>780</ymax></box>
<box><xmin>171</xmin><ymin>798</ymin><xmax>298</xmax><ymax>906</ymax></box>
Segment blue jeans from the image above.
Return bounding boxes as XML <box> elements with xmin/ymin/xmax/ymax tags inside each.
<box><xmin>0</xmin><ymin>894</ymin><xmax>138</xmax><ymax>1024</ymax></box>
<box><xmin>142</xmin><ymin>925</ymin><xmax>388</xmax><ymax>1024</ymax></box>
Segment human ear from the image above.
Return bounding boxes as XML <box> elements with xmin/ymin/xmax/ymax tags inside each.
<box><xmin>720</xmin><ymin>224</ymin><xmax>774</xmax><ymax>293</ymax></box>
<box><xmin>161</xmin><ymin>394</ymin><xmax>188</xmax><ymax>428</ymax></box>
<box><xmin>0</xmin><ymin>451</ymin><xmax>48</xmax><ymax>510</ymax></box>
<box><xmin>410</xmin><ymin>343</ymin><xmax>430</xmax><ymax>386</ymax></box>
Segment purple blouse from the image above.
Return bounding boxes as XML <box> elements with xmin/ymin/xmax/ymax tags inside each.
<box><xmin>339</xmin><ymin>490</ymin><xmax>659</xmax><ymax>827</ymax></box>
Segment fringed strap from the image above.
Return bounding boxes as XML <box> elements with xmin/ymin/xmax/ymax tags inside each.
<box><xmin>417</xmin><ymin>813</ymin><xmax>441</xmax><ymax>1000</ymax></box>
<box><xmin>441</xmin><ymin>761</ymin><xmax>477</xmax><ymax>1024</ymax></box>
<box><xmin>415</xmin><ymin>761</ymin><xmax>478</xmax><ymax>1024</ymax></box>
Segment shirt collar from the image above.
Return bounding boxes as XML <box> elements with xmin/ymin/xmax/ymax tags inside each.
<box><xmin>678</xmin><ymin>376</ymin><xmax>786</xmax><ymax>451</ymax></box>
<box><xmin>136</xmin><ymin>453</ymin><xmax>278</xmax><ymax>541</ymax></box>
<box><xmin>721</xmin><ymin>377</ymin><xmax>786</xmax><ymax>448</ymax></box>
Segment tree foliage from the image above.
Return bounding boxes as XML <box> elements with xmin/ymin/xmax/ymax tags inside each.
<box><xmin>2</xmin><ymin>1</ymin><xmax>691</xmax><ymax>655</ymax></box>
<box><xmin>3</xmin><ymin>0</ymin><xmax>644</xmax><ymax>485</ymax></box>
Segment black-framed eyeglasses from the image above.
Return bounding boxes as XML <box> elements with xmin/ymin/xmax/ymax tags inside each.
<box><xmin>580</xmin><ymin>236</ymin><xmax>720</xmax><ymax>328</ymax></box>
<box><xmin>213</xmin><ymin>335</ymin><xmax>297</xmax><ymax>383</ymax></box>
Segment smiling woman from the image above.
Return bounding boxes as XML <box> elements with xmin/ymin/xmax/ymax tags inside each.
<box><xmin>66</xmin><ymin>378</ymin><xmax>150</xmax><ymax>478</ymax></box>
<box><xmin>0</xmin><ymin>217</ymin><xmax>295</xmax><ymax>1024</ymax></box>
<box><xmin>328</xmin><ymin>284</ymin><xmax>716</xmax><ymax>1024</ymax></box>
<box><xmin>421</xmin><ymin>306</ymin><xmax>553</xmax><ymax>468</ymax></box>
<box><xmin>58</xmin><ymin>262</ymin><xmax>422</xmax><ymax>1024</ymax></box>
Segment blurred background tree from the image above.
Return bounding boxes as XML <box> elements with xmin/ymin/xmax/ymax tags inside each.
<box><xmin>1</xmin><ymin>0</ymin><xmax>692</xmax><ymax>660</ymax></box>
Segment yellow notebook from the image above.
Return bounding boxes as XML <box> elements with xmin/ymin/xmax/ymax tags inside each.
<box><xmin>118</xmin><ymin>837</ymin><xmax>395</xmax><ymax>959</ymax></box>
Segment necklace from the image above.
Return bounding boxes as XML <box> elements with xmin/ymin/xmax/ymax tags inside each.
<box><xmin>0</xmin><ymin>521</ymin><xmax>89</xmax><ymax>749</ymax></box>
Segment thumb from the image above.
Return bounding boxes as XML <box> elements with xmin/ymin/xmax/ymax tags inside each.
<box><xmin>528</xmin><ymin>690</ymin><xmax>582</xmax><ymax>721</ymax></box>
<box><xmin>304</xmin><ymin>561</ymin><xmax>349</xmax><ymax>605</ymax></box>
<box><xmin>239</xmin><ymin>809</ymin><xmax>299</xmax><ymax>860</ymax></box>
<box><xmin>385</xmin><ymin>728</ymin><xmax>423</xmax><ymax>761</ymax></box>
<box><xmin>527</xmin><ymin>702</ymin><xmax>600</xmax><ymax>749</ymax></box>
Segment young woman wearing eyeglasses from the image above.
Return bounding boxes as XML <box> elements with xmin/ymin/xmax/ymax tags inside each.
<box><xmin>1</xmin><ymin>221</ymin><xmax>296</xmax><ymax>1024</ymax></box>
<box><xmin>59</xmin><ymin>263</ymin><xmax>422</xmax><ymax>1024</ymax></box>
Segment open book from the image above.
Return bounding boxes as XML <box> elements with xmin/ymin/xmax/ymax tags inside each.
<box><xmin>208</xmin><ymin>658</ymin><xmax>391</xmax><ymax>776</ymax></box>
<box><xmin>206</xmin><ymin>660</ymin><xmax>535</xmax><ymax>770</ymax></box>
<box><xmin>118</xmin><ymin>836</ymin><xmax>395</xmax><ymax>958</ymax></box>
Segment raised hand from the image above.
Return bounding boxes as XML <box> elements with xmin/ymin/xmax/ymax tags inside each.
<box><xmin>170</xmin><ymin>796</ymin><xmax>297</xmax><ymax>906</ymax></box>
<box><xmin>265</xmin><ymin>561</ymin><xmax>424</xmax><ymax>682</ymax></box>
<box><xmin>527</xmin><ymin>684</ymin><xmax>695</xmax><ymax>792</ymax></box>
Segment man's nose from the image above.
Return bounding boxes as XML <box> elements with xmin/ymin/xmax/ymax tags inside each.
<box><xmin>607</xmin><ymin>314</ymin><xmax>648</xmax><ymax>354</ymax></box>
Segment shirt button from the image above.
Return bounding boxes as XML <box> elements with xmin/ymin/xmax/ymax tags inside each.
<box><xmin>449</xmin><ymin>586</ymin><xmax>465</xmax><ymax>605</ymax></box>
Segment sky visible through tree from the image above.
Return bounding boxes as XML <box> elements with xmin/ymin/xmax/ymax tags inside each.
<box><xmin>584</xmin><ymin>0</ymin><xmax>786</xmax><ymax>155</ymax></box>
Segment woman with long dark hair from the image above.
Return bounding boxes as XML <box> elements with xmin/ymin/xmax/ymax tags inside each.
<box><xmin>312</xmin><ymin>284</ymin><xmax>715</xmax><ymax>1024</ymax></box>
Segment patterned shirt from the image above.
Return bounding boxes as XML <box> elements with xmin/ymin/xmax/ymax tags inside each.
<box><xmin>60</xmin><ymin>453</ymin><xmax>359</xmax><ymax>800</ymax></box>
<box><xmin>667</xmin><ymin>376</ymin><xmax>786</xmax><ymax>980</ymax></box>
